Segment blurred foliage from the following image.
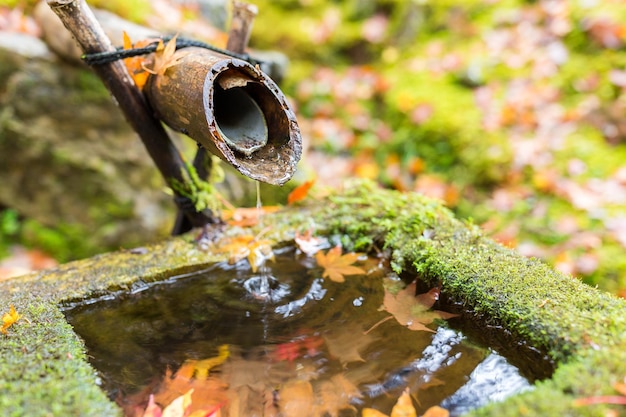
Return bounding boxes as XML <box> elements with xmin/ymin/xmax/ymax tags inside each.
<box><xmin>3</xmin><ymin>0</ymin><xmax>626</xmax><ymax>296</ymax></box>
<box><xmin>247</xmin><ymin>0</ymin><xmax>626</xmax><ymax>295</ymax></box>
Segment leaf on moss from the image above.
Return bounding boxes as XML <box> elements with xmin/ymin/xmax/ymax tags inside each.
<box><xmin>315</xmin><ymin>245</ymin><xmax>365</xmax><ymax>283</ymax></box>
<box><xmin>1</xmin><ymin>305</ymin><xmax>21</xmax><ymax>335</ymax></box>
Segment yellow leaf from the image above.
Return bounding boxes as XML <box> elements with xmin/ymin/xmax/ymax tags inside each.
<box><xmin>422</xmin><ymin>405</ymin><xmax>450</xmax><ymax>417</ymax></box>
<box><xmin>390</xmin><ymin>389</ymin><xmax>416</xmax><ymax>417</ymax></box>
<box><xmin>183</xmin><ymin>344</ymin><xmax>229</xmax><ymax>380</ymax></box>
<box><xmin>315</xmin><ymin>245</ymin><xmax>365</xmax><ymax>283</ymax></box>
<box><xmin>362</xmin><ymin>408</ymin><xmax>389</xmax><ymax>417</ymax></box>
<box><xmin>145</xmin><ymin>34</ymin><xmax>184</xmax><ymax>77</ymax></box>
<box><xmin>1</xmin><ymin>305</ymin><xmax>21</xmax><ymax>335</ymax></box>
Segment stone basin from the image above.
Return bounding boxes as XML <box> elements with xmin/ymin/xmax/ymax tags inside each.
<box><xmin>1</xmin><ymin>180</ymin><xmax>625</xmax><ymax>416</ymax></box>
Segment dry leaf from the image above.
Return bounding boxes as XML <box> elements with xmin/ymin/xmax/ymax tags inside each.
<box><xmin>421</xmin><ymin>405</ymin><xmax>450</xmax><ymax>417</ymax></box>
<box><xmin>288</xmin><ymin>178</ymin><xmax>316</xmax><ymax>205</ymax></box>
<box><xmin>217</xmin><ymin>235</ymin><xmax>274</xmax><ymax>272</ymax></box>
<box><xmin>1</xmin><ymin>305</ymin><xmax>21</xmax><ymax>335</ymax></box>
<box><xmin>182</xmin><ymin>345</ymin><xmax>230</xmax><ymax>380</ymax></box>
<box><xmin>294</xmin><ymin>230</ymin><xmax>328</xmax><ymax>256</ymax></box>
<box><xmin>279</xmin><ymin>380</ymin><xmax>315</xmax><ymax>417</ymax></box>
<box><xmin>390</xmin><ymin>389</ymin><xmax>416</xmax><ymax>417</ymax></box>
<box><xmin>315</xmin><ymin>245</ymin><xmax>366</xmax><ymax>283</ymax></box>
<box><xmin>314</xmin><ymin>374</ymin><xmax>361</xmax><ymax>417</ymax></box>
<box><xmin>382</xmin><ymin>281</ymin><xmax>458</xmax><ymax>333</ymax></box>
<box><xmin>143</xmin><ymin>34</ymin><xmax>184</xmax><ymax>79</ymax></box>
<box><xmin>324</xmin><ymin>326</ymin><xmax>373</xmax><ymax>364</ymax></box>
<box><xmin>162</xmin><ymin>388</ymin><xmax>193</xmax><ymax>417</ymax></box>
<box><xmin>122</xmin><ymin>31</ymin><xmax>155</xmax><ymax>89</ymax></box>
<box><xmin>362</xmin><ymin>388</ymin><xmax>422</xmax><ymax>417</ymax></box>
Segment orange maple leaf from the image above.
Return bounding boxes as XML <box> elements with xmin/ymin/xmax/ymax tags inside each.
<box><xmin>315</xmin><ymin>245</ymin><xmax>365</xmax><ymax>283</ymax></box>
<box><xmin>381</xmin><ymin>281</ymin><xmax>458</xmax><ymax>332</ymax></box>
<box><xmin>217</xmin><ymin>235</ymin><xmax>274</xmax><ymax>272</ymax></box>
<box><xmin>122</xmin><ymin>31</ymin><xmax>155</xmax><ymax>90</ymax></box>
<box><xmin>1</xmin><ymin>305</ymin><xmax>21</xmax><ymax>335</ymax></box>
<box><xmin>363</xmin><ymin>389</ymin><xmax>449</xmax><ymax>417</ymax></box>
<box><xmin>287</xmin><ymin>178</ymin><xmax>316</xmax><ymax>205</ymax></box>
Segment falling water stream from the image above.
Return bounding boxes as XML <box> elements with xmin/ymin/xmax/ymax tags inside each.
<box><xmin>64</xmin><ymin>247</ymin><xmax>551</xmax><ymax>416</ymax></box>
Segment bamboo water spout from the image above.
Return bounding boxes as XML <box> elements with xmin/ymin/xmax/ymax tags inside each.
<box><xmin>144</xmin><ymin>48</ymin><xmax>302</xmax><ymax>186</ymax></box>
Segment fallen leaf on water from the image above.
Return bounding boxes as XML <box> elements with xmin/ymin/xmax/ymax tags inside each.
<box><xmin>324</xmin><ymin>325</ymin><xmax>373</xmax><ymax>364</ymax></box>
<box><xmin>161</xmin><ymin>388</ymin><xmax>194</xmax><ymax>417</ymax></box>
<box><xmin>217</xmin><ymin>235</ymin><xmax>274</xmax><ymax>272</ymax></box>
<box><xmin>362</xmin><ymin>388</ymin><xmax>420</xmax><ymax>417</ymax></box>
<box><xmin>288</xmin><ymin>178</ymin><xmax>316</xmax><ymax>205</ymax></box>
<box><xmin>182</xmin><ymin>345</ymin><xmax>230</xmax><ymax>380</ymax></box>
<box><xmin>222</xmin><ymin>206</ymin><xmax>281</xmax><ymax>227</ymax></box>
<box><xmin>315</xmin><ymin>245</ymin><xmax>365</xmax><ymax>283</ymax></box>
<box><xmin>314</xmin><ymin>374</ymin><xmax>362</xmax><ymax>417</ymax></box>
<box><xmin>421</xmin><ymin>405</ymin><xmax>450</xmax><ymax>417</ymax></box>
<box><xmin>294</xmin><ymin>229</ymin><xmax>328</xmax><ymax>256</ymax></box>
<box><xmin>380</xmin><ymin>281</ymin><xmax>458</xmax><ymax>333</ymax></box>
<box><xmin>1</xmin><ymin>305</ymin><xmax>21</xmax><ymax>335</ymax></box>
<box><xmin>278</xmin><ymin>380</ymin><xmax>315</xmax><ymax>417</ymax></box>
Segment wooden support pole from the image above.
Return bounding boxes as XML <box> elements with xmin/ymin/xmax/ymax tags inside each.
<box><xmin>46</xmin><ymin>0</ymin><xmax>218</xmax><ymax>232</ymax></box>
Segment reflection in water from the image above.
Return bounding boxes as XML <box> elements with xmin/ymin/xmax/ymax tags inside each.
<box><xmin>442</xmin><ymin>352</ymin><xmax>532</xmax><ymax>416</ymax></box>
<box><xmin>64</xmin><ymin>249</ymin><xmax>539</xmax><ymax>416</ymax></box>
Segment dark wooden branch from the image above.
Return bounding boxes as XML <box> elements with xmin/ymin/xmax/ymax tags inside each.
<box><xmin>226</xmin><ymin>1</ymin><xmax>258</xmax><ymax>54</ymax></box>
<box><xmin>46</xmin><ymin>0</ymin><xmax>217</xmax><ymax>233</ymax></box>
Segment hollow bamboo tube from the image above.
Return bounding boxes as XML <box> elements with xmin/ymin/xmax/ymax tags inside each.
<box><xmin>144</xmin><ymin>48</ymin><xmax>302</xmax><ymax>185</ymax></box>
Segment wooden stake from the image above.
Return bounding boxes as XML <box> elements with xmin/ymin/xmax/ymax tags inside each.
<box><xmin>46</xmin><ymin>0</ymin><xmax>218</xmax><ymax>232</ymax></box>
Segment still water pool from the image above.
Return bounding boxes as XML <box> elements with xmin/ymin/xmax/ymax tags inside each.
<box><xmin>64</xmin><ymin>247</ymin><xmax>542</xmax><ymax>416</ymax></box>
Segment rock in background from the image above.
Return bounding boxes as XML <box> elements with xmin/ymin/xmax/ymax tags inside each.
<box><xmin>0</xmin><ymin>32</ymin><xmax>174</xmax><ymax>256</ymax></box>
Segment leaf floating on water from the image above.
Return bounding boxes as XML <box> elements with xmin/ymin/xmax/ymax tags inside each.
<box><xmin>314</xmin><ymin>374</ymin><xmax>362</xmax><ymax>417</ymax></box>
<box><xmin>161</xmin><ymin>388</ymin><xmax>194</xmax><ymax>417</ymax></box>
<box><xmin>382</xmin><ymin>280</ymin><xmax>458</xmax><ymax>333</ymax></box>
<box><xmin>278</xmin><ymin>380</ymin><xmax>315</xmax><ymax>417</ymax></box>
<box><xmin>362</xmin><ymin>388</ymin><xmax>424</xmax><ymax>417</ymax></box>
<box><xmin>315</xmin><ymin>245</ymin><xmax>366</xmax><ymax>283</ymax></box>
<box><xmin>390</xmin><ymin>389</ymin><xmax>417</xmax><ymax>417</ymax></box>
<box><xmin>421</xmin><ymin>405</ymin><xmax>450</xmax><ymax>417</ymax></box>
<box><xmin>1</xmin><ymin>304</ymin><xmax>21</xmax><ymax>335</ymax></box>
<box><xmin>294</xmin><ymin>229</ymin><xmax>328</xmax><ymax>256</ymax></box>
<box><xmin>217</xmin><ymin>235</ymin><xmax>274</xmax><ymax>272</ymax></box>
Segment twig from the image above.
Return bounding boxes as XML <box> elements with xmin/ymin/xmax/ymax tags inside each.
<box><xmin>46</xmin><ymin>0</ymin><xmax>216</xmax><ymax>232</ymax></box>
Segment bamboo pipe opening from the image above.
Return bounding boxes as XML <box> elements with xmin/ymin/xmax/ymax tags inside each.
<box><xmin>213</xmin><ymin>83</ymin><xmax>268</xmax><ymax>156</ymax></box>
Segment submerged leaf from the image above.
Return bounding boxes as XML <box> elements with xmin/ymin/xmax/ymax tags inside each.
<box><xmin>382</xmin><ymin>281</ymin><xmax>458</xmax><ymax>332</ymax></box>
<box><xmin>390</xmin><ymin>389</ymin><xmax>416</xmax><ymax>417</ymax></box>
<box><xmin>315</xmin><ymin>245</ymin><xmax>365</xmax><ymax>283</ymax></box>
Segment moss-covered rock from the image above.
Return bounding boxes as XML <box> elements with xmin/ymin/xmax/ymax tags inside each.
<box><xmin>0</xmin><ymin>180</ymin><xmax>624</xmax><ymax>415</ymax></box>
